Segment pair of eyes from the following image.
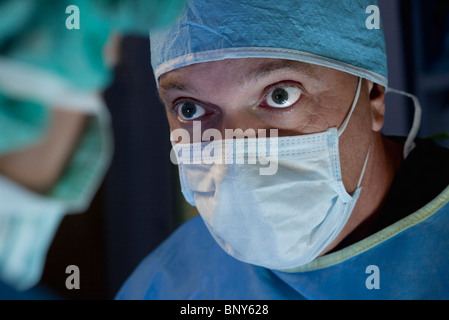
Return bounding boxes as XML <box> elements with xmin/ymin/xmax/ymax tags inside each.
<box><xmin>175</xmin><ymin>84</ymin><xmax>303</xmax><ymax>121</ymax></box>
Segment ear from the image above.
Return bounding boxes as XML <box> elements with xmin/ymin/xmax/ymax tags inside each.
<box><xmin>367</xmin><ymin>81</ymin><xmax>386</xmax><ymax>132</ymax></box>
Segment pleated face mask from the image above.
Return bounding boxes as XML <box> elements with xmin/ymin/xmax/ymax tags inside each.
<box><xmin>171</xmin><ymin>78</ymin><xmax>368</xmax><ymax>270</ymax></box>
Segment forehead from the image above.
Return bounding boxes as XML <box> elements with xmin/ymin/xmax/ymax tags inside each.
<box><xmin>158</xmin><ymin>58</ymin><xmax>328</xmax><ymax>92</ymax></box>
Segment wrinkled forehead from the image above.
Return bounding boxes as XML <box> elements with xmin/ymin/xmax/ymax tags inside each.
<box><xmin>150</xmin><ymin>0</ymin><xmax>388</xmax><ymax>88</ymax></box>
<box><xmin>158</xmin><ymin>57</ymin><xmax>353</xmax><ymax>94</ymax></box>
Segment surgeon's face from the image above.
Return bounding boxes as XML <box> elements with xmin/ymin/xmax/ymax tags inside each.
<box><xmin>158</xmin><ymin>58</ymin><xmax>385</xmax><ymax>195</ymax></box>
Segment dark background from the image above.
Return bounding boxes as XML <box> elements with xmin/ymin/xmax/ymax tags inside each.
<box><xmin>37</xmin><ymin>0</ymin><xmax>449</xmax><ymax>299</ymax></box>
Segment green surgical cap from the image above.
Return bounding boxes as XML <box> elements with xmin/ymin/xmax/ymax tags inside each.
<box><xmin>150</xmin><ymin>0</ymin><xmax>388</xmax><ymax>87</ymax></box>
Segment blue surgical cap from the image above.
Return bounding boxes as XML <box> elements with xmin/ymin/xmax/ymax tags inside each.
<box><xmin>150</xmin><ymin>0</ymin><xmax>388</xmax><ymax>88</ymax></box>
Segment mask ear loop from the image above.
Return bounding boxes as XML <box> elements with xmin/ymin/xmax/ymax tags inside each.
<box><xmin>336</xmin><ymin>77</ymin><xmax>369</xmax><ymax>189</ymax></box>
<box><xmin>385</xmin><ymin>88</ymin><xmax>422</xmax><ymax>159</ymax></box>
<box><xmin>338</xmin><ymin>77</ymin><xmax>362</xmax><ymax>136</ymax></box>
<box><xmin>357</xmin><ymin>146</ymin><xmax>371</xmax><ymax>189</ymax></box>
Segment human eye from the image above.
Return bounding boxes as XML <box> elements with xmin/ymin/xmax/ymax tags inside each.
<box><xmin>260</xmin><ymin>84</ymin><xmax>303</xmax><ymax>108</ymax></box>
<box><xmin>175</xmin><ymin>101</ymin><xmax>206</xmax><ymax>121</ymax></box>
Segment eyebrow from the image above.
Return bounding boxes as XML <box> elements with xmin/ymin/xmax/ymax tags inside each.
<box><xmin>159</xmin><ymin>79</ymin><xmax>191</xmax><ymax>92</ymax></box>
<box><xmin>243</xmin><ymin>60</ymin><xmax>319</xmax><ymax>84</ymax></box>
<box><xmin>159</xmin><ymin>59</ymin><xmax>319</xmax><ymax>94</ymax></box>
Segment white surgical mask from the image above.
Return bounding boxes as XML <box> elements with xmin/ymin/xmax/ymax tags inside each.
<box><xmin>172</xmin><ymin>78</ymin><xmax>368</xmax><ymax>270</ymax></box>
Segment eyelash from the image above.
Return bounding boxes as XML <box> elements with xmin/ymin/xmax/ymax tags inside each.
<box><xmin>173</xmin><ymin>99</ymin><xmax>209</xmax><ymax>121</ymax></box>
<box><xmin>171</xmin><ymin>81</ymin><xmax>304</xmax><ymax>121</ymax></box>
<box><xmin>259</xmin><ymin>82</ymin><xmax>304</xmax><ymax>109</ymax></box>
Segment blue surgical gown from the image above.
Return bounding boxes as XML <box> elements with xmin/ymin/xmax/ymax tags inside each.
<box><xmin>116</xmin><ymin>139</ymin><xmax>449</xmax><ymax>300</ymax></box>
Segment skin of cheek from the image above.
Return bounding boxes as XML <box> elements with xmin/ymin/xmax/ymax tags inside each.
<box><xmin>165</xmin><ymin>107</ymin><xmax>224</xmax><ymax>143</ymax></box>
<box><xmin>166</xmin><ymin>111</ymin><xmax>188</xmax><ymax>143</ymax></box>
<box><xmin>337</xmin><ymin>79</ymin><xmax>375</xmax><ymax>194</ymax></box>
<box><xmin>280</xmin><ymin>73</ymin><xmax>360</xmax><ymax>135</ymax></box>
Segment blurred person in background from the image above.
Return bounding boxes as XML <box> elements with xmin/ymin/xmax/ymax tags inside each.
<box><xmin>0</xmin><ymin>0</ymin><xmax>185</xmax><ymax>298</ymax></box>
